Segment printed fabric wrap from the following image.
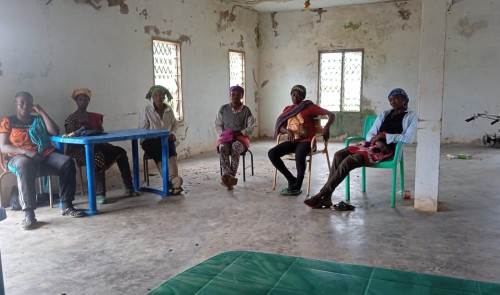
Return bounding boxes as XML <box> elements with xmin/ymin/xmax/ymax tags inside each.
<box><xmin>273</xmin><ymin>100</ymin><xmax>313</xmax><ymax>139</ymax></box>
<box><xmin>347</xmin><ymin>141</ymin><xmax>394</xmax><ymax>166</ymax></box>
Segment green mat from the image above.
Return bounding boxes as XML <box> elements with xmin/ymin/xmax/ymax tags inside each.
<box><xmin>148</xmin><ymin>250</ymin><xmax>500</xmax><ymax>295</ymax></box>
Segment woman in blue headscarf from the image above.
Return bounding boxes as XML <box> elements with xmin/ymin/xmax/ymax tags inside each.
<box><xmin>304</xmin><ymin>88</ymin><xmax>418</xmax><ymax>209</ymax></box>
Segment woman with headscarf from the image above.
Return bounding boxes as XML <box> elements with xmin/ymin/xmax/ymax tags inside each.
<box><xmin>304</xmin><ymin>88</ymin><xmax>418</xmax><ymax>209</ymax></box>
<box><xmin>138</xmin><ymin>85</ymin><xmax>183</xmax><ymax>195</ymax></box>
<box><xmin>268</xmin><ymin>85</ymin><xmax>335</xmax><ymax>196</ymax></box>
<box><xmin>215</xmin><ymin>86</ymin><xmax>255</xmax><ymax>189</ymax></box>
<box><xmin>65</xmin><ymin>88</ymin><xmax>139</xmax><ymax>204</ymax></box>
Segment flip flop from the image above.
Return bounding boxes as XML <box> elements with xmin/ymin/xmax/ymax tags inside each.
<box><xmin>280</xmin><ymin>188</ymin><xmax>302</xmax><ymax>196</ymax></box>
<box><xmin>333</xmin><ymin>201</ymin><xmax>356</xmax><ymax>211</ymax></box>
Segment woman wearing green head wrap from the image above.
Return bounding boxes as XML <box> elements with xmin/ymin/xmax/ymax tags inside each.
<box><xmin>138</xmin><ymin>85</ymin><xmax>183</xmax><ymax>194</ymax></box>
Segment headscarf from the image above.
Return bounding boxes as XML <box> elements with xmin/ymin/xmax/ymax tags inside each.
<box><xmin>388</xmin><ymin>88</ymin><xmax>409</xmax><ymax>104</ymax></box>
<box><xmin>146</xmin><ymin>85</ymin><xmax>173</xmax><ymax>102</ymax></box>
<box><xmin>71</xmin><ymin>88</ymin><xmax>92</xmax><ymax>100</ymax></box>
<box><xmin>230</xmin><ymin>85</ymin><xmax>244</xmax><ymax>97</ymax></box>
<box><xmin>290</xmin><ymin>85</ymin><xmax>306</xmax><ymax>98</ymax></box>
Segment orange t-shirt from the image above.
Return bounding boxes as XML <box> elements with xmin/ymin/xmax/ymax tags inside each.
<box><xmin>0</xmin><ymin>116</ymin><xmax>55</xmax><ymax>160</ymax></box>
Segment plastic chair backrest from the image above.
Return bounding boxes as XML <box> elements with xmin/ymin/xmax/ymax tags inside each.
<box><xmin>362</xmin><ymin>116</ymin><xmax>378</xmax><ymax>138</ymax></box>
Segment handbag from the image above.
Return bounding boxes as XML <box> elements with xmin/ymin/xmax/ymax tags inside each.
<box><xmin>220</xmin><ymin>129</ymin><xmax>233</xmax><ymax>143</ymax></box>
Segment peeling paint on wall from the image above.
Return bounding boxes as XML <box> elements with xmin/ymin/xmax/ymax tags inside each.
<box><xmin>139</xmin><ymin>8</ymin><xmax>148</xmax><ymax>19</ymax></box>
<box><xmin>144</xmin><ymin>25</ymin><xmax>160</xmax><ymax>35</ymax></box>
<box><xmin>457</xmin><ymin>17</ymin><xmax>488</xmax><ymax>38</ymax></box>
<box><xmin>310</xmin><ymin>8</ymin><xmax>326</xmax><ymax>23</ymax></box>
<box><xmin>216</xmin><ymin>8</ymin><xmax>237</xmax><ymax>32</ymax></box>
<box><xmin>73</xmin><ymin>0</ymin><xmax>129</xmax><ymax>14</ymax></box>
<box><xmin>108</xmin><ymin>0</ymin><xmax>129</xmax><ymax>14</ymax></box>
<box><xmin>261</xmin><ymin>80</ymin><xmax>269</xmax><ymax>88</ymax></box>
<box><xmin>343</xmin><ymin>21</ymin><xmax>362</xmax><ymax>31</ymax></box>
<box><xmin>270</xmin><ymin>12</ymin><xmax>279</xmax><ymax>37</ymax></box>
<box><xmin>237</xmin><ymin>34</ymin><xmax>244</xmax><ymax>49</ymax></box>
<box><xmin>395</xmin><ymin>2</ymin><xmax>411</xmax><ymax>20</ymax></box>
<box><xmin>178</xmin><ymin>34</ymin><xmax>192</xmax><ymax>46</ymax></box>
<box><xmin>254</xmin><ymin>26</ymin><xmax>262</xmax><ymax>48</ymax></box>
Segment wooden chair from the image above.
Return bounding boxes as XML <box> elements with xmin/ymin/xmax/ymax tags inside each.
<box><xmin>218</xmin><ymin>149</ymin><xmax>254</xmax><ymax>182</ymax></box>
<box><xmin>272</xmin><ymin>118</ymin><xmax>331</xmax><ymax>196</ymax></box>
<box><xmin>0</xmin><ymin>150</ymin><xmax>54</xmax><ymax>208</ymax></box>
<box><xmin>344</xmin><ymin>115</ymin><xmax>405</xmax><ymax>207</ymax></box>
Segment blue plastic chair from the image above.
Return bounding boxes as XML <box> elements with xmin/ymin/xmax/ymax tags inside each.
<box><xmin>344</xmin><ymin>115</ymin><xmax>405</xmax><ymax>207</ymax></box>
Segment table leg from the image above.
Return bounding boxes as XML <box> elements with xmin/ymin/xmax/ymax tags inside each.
<box><xmin>161</xmin><ymin>136</ymin><xmax>170</xmax><ymax>196</ymax></box>
<box><xmin>131</xmin><ymin>139</ymin><xmax>139</xmax><ymax>191</ymax></box>
<box><xmin>84</xmin><ymin>144</ymin><xmax>99</xmax><ymax>215</ymax></box>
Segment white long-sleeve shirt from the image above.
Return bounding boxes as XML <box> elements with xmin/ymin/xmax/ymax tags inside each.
<box><xmin>138</xmin><ymin>100</ymin><xmax>178</xmax><ymax>135</ymax></box>
<box><xmin>366</xmin><ymin>109</ymin><xmax>418</xmax><ymax>144</ymax></box>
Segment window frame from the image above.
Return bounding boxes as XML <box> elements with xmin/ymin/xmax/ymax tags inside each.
<box><xmin>152</xmin><ymin>38</ymin><xmax>183</xmax><ymax>121</ymax></box>
<box><xmin>229</xmin><ymin>50</ymin><xmax>246</xmax><ymax>105</ymax></box>
<box><xmin>317</xmin><ymin>49</ymin><xmax>364</xmax><ymax>112</ymax></box>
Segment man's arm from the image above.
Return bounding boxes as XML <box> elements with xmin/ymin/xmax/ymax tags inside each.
<box><xmin>0</xmin><ymin>133</ymin><xmax>41</xmax><ymax>159</ymax></box>
<box><xmin>32</xmin><ymin>105</ymin><xmax>60</xmax><ymax>135</ymax></box>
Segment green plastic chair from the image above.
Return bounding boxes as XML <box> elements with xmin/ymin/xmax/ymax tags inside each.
<box><xmin>344</xmin><ymin>115</ymin><xmax>404</xmax><ymax>207</ymax></box>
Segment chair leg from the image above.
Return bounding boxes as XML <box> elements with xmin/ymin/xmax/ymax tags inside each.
<box><xmin>400</xmin><ymin>158</ymin><xmax>405</xmax><ymax>193</ymax></box>
<box><xmin>248</xmin><ymin>150</ymin><xmax>254</xmax><ymax>176</ymax></box>
<box><xmin>144</xmin><ymin>157</ymin><xmax>150</xmax><ymax>186</ymax></box>
<box><xmin>48</xmin><ymin>176</ymin><xmax>53</xmax><ymax>208</ymax></box>
<box><xmin>361</xmin><ymin>167</ymin><xmax>366</xmax><ymax>192</ymax></box>
<box><xmin>78</xmin><ymin>165</ymin><xmax>84</xmax><ymax>196</ymax></box>
<box><xmin>391</xmin><ymin>167</ymin><xmax>397</xmax><ymax>207</ymax></box>
<box><xmin>345</xmin><ymin>173</ymin><xmax>350</xmax><ymax>201</ymax></box>
<box><xmin>306</xmin><ymin>156</ymin><xmax>312</xmax><ymax>196</ymax></box>
<box><xmin>242</xmin><ymin>153</ymin><xmax>246</xmax><ymax>182</ymax></box>
<box><xmin>273</xmin><ymin>167</ymin><xmax>277</xmax><ymax>190</ymax></box>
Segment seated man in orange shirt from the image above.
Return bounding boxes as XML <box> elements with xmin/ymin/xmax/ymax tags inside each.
<box><xmin>0</xmin><ymin>92</ymin><xmax>84</xmax><ymax>230</ymax></box>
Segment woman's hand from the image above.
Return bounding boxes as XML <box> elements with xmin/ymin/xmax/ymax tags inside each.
<box><xmin>322</xmin><ymin>127</ymin><xmax>330</xmax><ymax>141</ymax></box>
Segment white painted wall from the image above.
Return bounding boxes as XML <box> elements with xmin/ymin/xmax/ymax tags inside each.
<box><xmin>0</xmin><ymin>0</ymin><xmax>259</xmax><ymax>159</ymax></box>
<box><xmin>257</xmin><ymin>1</ymin><xmax>422</xmax><ymax>137</ymax></box>
<box><xmin>443</xmin><ymin>0</ymin><xmax>500</xmax><ymax>143</ymax></box>
<box><xmin>257</xmin><ymin>0</ymin><xmax>500</xmax><ymax>144</ymax></box>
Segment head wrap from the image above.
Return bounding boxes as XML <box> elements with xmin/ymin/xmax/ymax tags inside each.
<box><xmin>388</xmin><ymin>88</ymin><xmax>409</xmax><ymax>103</ymax></box>
<box><xmin>290</xmin><ymin>85</ymin><xmax>306</xmax><ymax>98</ymax></box>
<box><xmin>230</xmin><ymin>85</ymin><xmax>244</xmax><ymax>97</ymax></box>
<box><xmin>72</xmin><ymin>88</ymin><xmax>92</xmax><ymax>101</ymax></box>
<box><xmin>146</xmin><ymin>85</ymin><xmax>173</xmax><ymax>102</ymax></box>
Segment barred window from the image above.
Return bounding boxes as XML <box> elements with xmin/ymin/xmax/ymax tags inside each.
<box><xmin>318</xmin><ymin>50</ymin><xmax>363</xmax><ymax>112</ymax></box>
<box><xmin>153</xmin><ymin>39</ymin><xmax>183</xmax><ymax>120</ymax></box>
<box><xmin>229</xmin><ymin>50</ymin><xmax>246</xmax><ymax>104</ymax></box>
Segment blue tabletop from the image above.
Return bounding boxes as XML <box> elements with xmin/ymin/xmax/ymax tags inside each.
<box><xmin>52</xmin><ymin>129</ymin><xmax>171</xmax><ymax>144</ymax></box>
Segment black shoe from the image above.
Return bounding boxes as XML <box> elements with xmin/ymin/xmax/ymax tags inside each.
<box><xmin>21</xmin><ymin>216</ymin><xmax>37</xmax><ymax>230</ymax></box>
<box><xmin>61</xmin><ymin>207</ymin><xmax>86</xmax><ymax>217</ymax></box>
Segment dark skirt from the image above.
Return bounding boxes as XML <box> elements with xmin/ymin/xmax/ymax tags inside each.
<box><xmin>141</xmin><ymin>138</ymin><xmax>177</xmax><ymax>163</ymax></box>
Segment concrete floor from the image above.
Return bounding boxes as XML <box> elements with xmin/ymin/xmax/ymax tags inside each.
<box><xmin>0</xmin><ymin>139</ymin><xmax>499</xmax><ymax>295</ymax></box>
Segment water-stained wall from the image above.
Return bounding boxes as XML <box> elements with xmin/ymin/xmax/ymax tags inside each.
<box><xmin>443</xmin><ymin>0</ymin><xmax>500</xmax><ymax>144</ymax></box>
<box><xmin>258</xmin><ymin>1</ymin><xmax>422</xmax><ymax>138</ymax></box>
<box><xmin>0</xmin><ymin>0</ymin><xmax>259</xmax><ymax>160</ymax></box>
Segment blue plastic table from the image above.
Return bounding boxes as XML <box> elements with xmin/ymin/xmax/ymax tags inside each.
<box><xmin>52</xmin><ymin>129</ymin><xmax>171</xmax><ymax>215</ymax></box>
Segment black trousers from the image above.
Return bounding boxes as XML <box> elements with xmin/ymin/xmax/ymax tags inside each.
<box><xmin>268</xmin><ymin>141</ymin><xmax>311</xmax><ymax>190</ymax></box>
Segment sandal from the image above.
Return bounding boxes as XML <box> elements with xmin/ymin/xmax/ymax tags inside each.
<box><xmin>61</xmin><ymin>207</ymin><xmax>86</xmax><ymax>217</ymax></box>
<box><xmin>333</xmin><ymin>201</ymin><xmax>356</xmax><ymax>211</ymax></box>
<box><xmin>280</xmin><ymin>188</ymin><xmax>302</xmax><ymax>196</ymax></box>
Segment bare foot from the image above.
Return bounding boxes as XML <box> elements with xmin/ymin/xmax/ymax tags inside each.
<box><xmin>303</xmin><ymin>192</ymin><xmax>324</xmax><ymax>208</ymax></box>
<box><xmin>304</xmin><ymin>192</ymin><xmax>332</xmax><ymax>209</ymax></box>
